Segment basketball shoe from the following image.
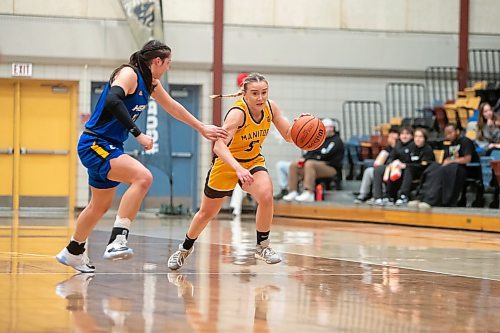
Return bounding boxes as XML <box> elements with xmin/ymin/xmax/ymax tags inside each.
<box><xmin>255</xmin><ymin>240</ymin><xmax>281</xmax><ymax>264</ymax></box>
<box><xmin>56</xmin><ymin>247</ymin><xmax>95</xmax><ymax>273</ymax></box>
<box><xmin>103</xmin><ymin>234</ymin><xmax>133</xmax><ymax>260</ymax></box>
<box><xmin>168</xmin><ymin>244</ymin><xmax>194</xmax><ymax>270</ymax></box>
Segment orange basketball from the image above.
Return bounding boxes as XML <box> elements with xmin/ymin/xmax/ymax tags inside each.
<box><xmin>291</xmin><ymin>115</ymin><xmax>326</xmax><ymax>151</ymax></box>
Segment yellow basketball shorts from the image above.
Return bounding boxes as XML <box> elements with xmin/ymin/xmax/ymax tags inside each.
<box><xmin>204</xmin><ymin>154</ymin><xmax>268</xmax><ymax>198</ymax></box>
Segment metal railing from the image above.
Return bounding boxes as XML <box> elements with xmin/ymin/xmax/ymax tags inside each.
<box><xmin>385</xmin><ymin>82</ymin><xmax>428</xmax><ymax>120</ymax></box>
<box><xmin>469</xmin><ymin>49</ymin><xmax>500</xmax><ymax>85</ymax></box>
<box><xmin>342</xmin><ymin>101</ymin><xmax>384</xmax><ymax>140</ymax></box>
<box><xmin>425</xmin><ymin>66</ymin><xmax>458</xmax><ymax>106</ymax></box>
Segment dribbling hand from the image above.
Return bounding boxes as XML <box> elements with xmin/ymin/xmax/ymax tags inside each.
<box><xmin>287</xmin><ymin>113</ymin><xmax>312</xmax><ymax>141</ymax></box>
<box><xmin>293</xmin><ymin>113</ymin><xmax>312</xmax><ymax>122</ymax></box>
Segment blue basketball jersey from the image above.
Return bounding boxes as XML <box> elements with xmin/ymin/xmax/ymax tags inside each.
<box><xmin>85</xmin><ymin>67</ymin><xmax>150</xmax><ymax>144</ymax></box>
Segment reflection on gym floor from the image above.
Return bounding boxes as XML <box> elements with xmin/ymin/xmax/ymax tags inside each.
<box><xmin>1</xmin><ymin>213</ymin><xmax>500</xmax><ymax>332</ymax></box>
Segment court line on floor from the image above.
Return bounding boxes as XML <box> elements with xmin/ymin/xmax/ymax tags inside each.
<box><xmin>279</xmin><ymin>249</ymin><xmax>500</xmax><ymax>282</ymax></box>
<box><xmin>95</xmin><ymin>230</ymin><xmax>500</xmax><ymax>282</ymax></box>
<box><xmin>0</xmin><ymin>251</ymin><xmax>54</xmax><ymax>258</ymax></box>
<box><xmin>144</xmin><ymin>235</ymin><xmax>500</xmax><ymax>282</ymax></box>
<box><xmin>1</xmin><ymin>250</ymin><xmax>500</xmax><ymax>282</ymax></box>
<box><xmin>2</xmin><ymin>245</ymin><xmax>500</xmax><ymax>282</ymax></box>
<box><xmin>127</xmin><ymin>233</ymin><xmax>500</xmax><ymax>282</ymax></box>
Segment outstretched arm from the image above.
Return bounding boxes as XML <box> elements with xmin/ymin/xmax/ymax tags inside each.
<box><xmin>151</xmin><ymin>79</ymin><xmax>228</xmax><ymax>141</ymax></box>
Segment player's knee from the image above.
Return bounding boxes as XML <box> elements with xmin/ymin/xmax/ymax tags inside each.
<box><xmin>88</xmin><ymin>200</ymin><xmax>112</xmax><ymax>215</ymax></box>
<box><xmin>257</xmin><ymin>190</ymin><xmax>273</xmax><ymax>206</ymax></box>
<box><xmin>197</xmin><ymin>208</ymin><xmax>217</xmax><ymax>221</ymax></box>
<box><xmin>136</xmin><ymin>170</ymin><xmax>153</xmax><ymax>190</ymax></box>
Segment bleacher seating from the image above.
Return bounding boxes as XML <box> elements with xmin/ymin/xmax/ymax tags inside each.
<box><xmin>342</xmin><ymin>77</ymin><xmax>499</xmax><ymax>209</ymax></box>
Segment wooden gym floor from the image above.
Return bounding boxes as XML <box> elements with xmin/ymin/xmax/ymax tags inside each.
<box><xmin>1</xmin><ymin>212</ymin><xmax>500</xmax><ymax>332</ymax></box>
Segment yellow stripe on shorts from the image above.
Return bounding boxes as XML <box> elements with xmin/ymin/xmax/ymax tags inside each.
<box><xmin>90</xmin><ymin>141</ymin><xmax>110</xmax><ymax>159</ymax></box>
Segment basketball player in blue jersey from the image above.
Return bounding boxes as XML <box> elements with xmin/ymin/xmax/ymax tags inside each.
<box><xmin>56</xmin><ymin>40</ymin><xmax>228</xmax><ymax>273</ymax></box>
<box><xmin>168</xmin><ymin>73</ymin><xmax>301</xmax><ymax>270</ymax></box>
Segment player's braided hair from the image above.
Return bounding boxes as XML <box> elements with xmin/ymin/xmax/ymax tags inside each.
<box><xmin>110</xmin><ymin>40</ymin><xmax>171</xmax><ymax>94</ymax></box>
<box><xmin>210</xmin><ymin>73</ymin><xmax>268</xmax><ymax>99</ymax></box>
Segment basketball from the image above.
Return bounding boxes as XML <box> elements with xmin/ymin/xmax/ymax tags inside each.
<box><xmin>291</xmin><ymin>115</ymin><xmax>326</xmax><ymax>151</ymax></box>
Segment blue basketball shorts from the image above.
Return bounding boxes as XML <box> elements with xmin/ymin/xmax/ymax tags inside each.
<box><xmin>78</xmin><ymin>133</ymin><xmax>124</xmax><ymax>189</ymax></box>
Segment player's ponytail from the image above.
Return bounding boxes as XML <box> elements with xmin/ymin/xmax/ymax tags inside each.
<box><xmin>210</xmin><ymin>72</ymin><xmax>268</xmax><ymax>99</ymax></box>
<box><xmin>110</xmin><ymin>40</ymin><xmax>171</xmax><ymax>94</ymax></box>
<box><xmin>210</xmin><ymin>89</ymin><xmax>244</xmax><ymax>99</ymax></box>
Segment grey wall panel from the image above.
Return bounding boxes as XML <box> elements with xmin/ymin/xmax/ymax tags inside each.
<box><xmin>163</xmin><ymin>23</ymin><xmax>213</xmax><ymax>68</ymax></box>
<box><xmin>0</xmin><ymin>15</ymin><xmax>134</xmax><ymax>65</ymax></box>
<box><xmin>1</xmin><ymin>15</ymin><xmax>499</xmax><ymax>76</ymax></box>
<box><xmin>224</xmin><ymin>26</ymin><xmax>455</xmax><ymax>74</ymax></box>
<box><xmin>3</xmin><ymin>0</ymin><xmax>500</xmax><ymax>34</ymax></box>
<box><xmin>223</xmin><ymin>26</ymin><xmax>500</xmax><ymax>76</ymax></box>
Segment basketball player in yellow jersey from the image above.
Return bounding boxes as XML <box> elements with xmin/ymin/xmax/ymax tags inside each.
<box><xmin>168</xmin><ymin>73</ymin><xmax>296</xmax><ymax>270</ymax></box>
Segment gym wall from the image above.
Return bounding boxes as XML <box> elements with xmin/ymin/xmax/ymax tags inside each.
<box><xmin>1</xmin><ymin>0</ymin><xmax>499</xmax><ymax>205</ymax></box>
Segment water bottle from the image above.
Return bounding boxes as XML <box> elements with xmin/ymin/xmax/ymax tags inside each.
<box><xmin>315</xmin><ymin>183</ymin><xmax>323</xmax><ymax>201</ymax></box>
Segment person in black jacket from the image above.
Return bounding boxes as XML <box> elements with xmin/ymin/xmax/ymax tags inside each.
<box><xmin>283</xmin><ymin>118</ymin><xmax>344</xmax><ymax>202</ymax></box>
<box><xmin>410</xmin><ymin>123</ymin><xmax>480</xmax><ymax>209</ymax></box>
<box><xmin>373</xmin><ymin>126</ymin><xmax>413</xmax><ymax>205</ymax></box>
<box><xmin>395</xmin><ymin>128</ymin><xmax>435</xmax><ymax>205</ymax></box>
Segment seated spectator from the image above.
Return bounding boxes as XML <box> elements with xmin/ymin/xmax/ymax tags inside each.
<box><xmin>354</xmin><ymin>127</ymin><xmax>400</xmax><ymax>203</ymax></box>
<box><xmin>410</xmin><ymin>123</ymin><xmax>480</xmax><ymax>209</ymax></box>
<box><xmin>372</xmin><ymin>126</ymin><xmax>413</xmax><ymax>206</ymax></box>
<box><xmin>394</xmin><ymin>128</ymin><xmax>435</xmax><ymax>205</ymax></box>
<box><xmin>476</xmin><ymin>102</ymin><xmax>500</xmax><ymax>155</ymax></box>
<box><xmin>283</xmin><ymin>118</ymin><xmax>344</xmax><ymax>202</ymax></box>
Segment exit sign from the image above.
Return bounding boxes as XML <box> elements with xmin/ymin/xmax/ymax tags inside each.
<box><xmin>12</xmin><ymin>63</ymin><xmax>32</xmax><ymax>77</ymax></box>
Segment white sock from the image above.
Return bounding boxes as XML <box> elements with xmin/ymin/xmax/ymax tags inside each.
<box><xmin>71</xmin><ymin>236</ymin><xmax>86</xmax><ymax>245</ymax></box>
<box><xmin>114</xmin><ymin>216</ymin><xmax>132</xmax><ymax>229</ymax></box>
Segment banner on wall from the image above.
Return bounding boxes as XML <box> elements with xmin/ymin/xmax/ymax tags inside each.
<box><xmin>118</xmin><ymin>0</ymin><xmax>164</xmax><ymax>46</ymax></box>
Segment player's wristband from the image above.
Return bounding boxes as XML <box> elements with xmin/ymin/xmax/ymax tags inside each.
<box><xmin>130</xmin><ymin>126</ymin><xmax>141</xmax><ymax>137</ymax></box>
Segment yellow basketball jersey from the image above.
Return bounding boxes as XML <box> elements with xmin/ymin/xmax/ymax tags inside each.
<box><xmin>226</xmin><ymin>99</ymin><xmax>273</xmax><ymax>161</ymax></box>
